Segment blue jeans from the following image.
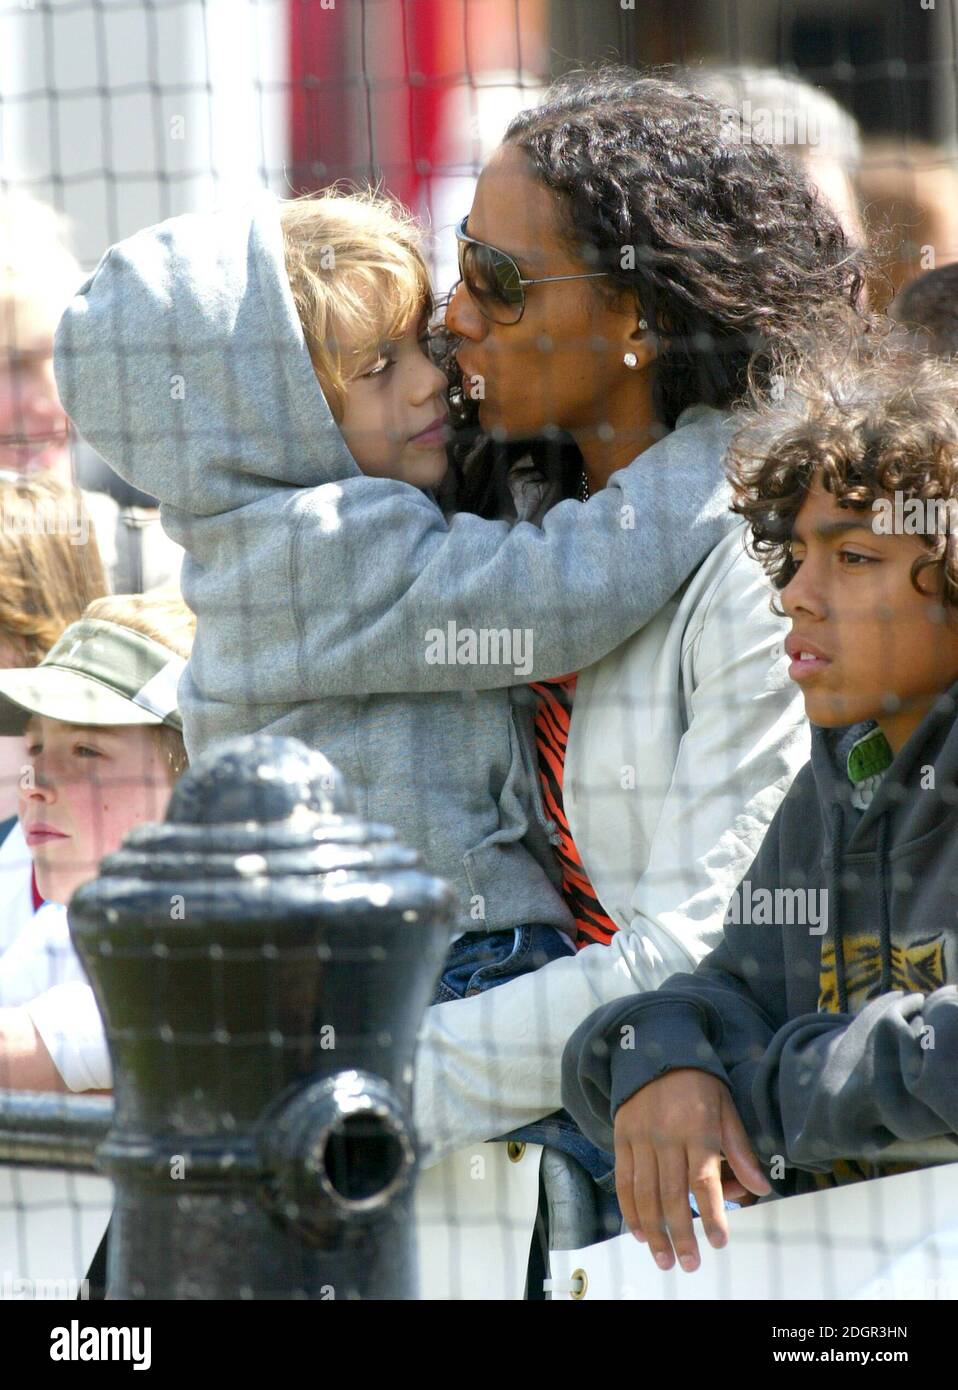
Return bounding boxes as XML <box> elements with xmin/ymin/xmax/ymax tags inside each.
<box><xmin>499</xmin><ymin>1110</ymin><xmax>617</xmax><ymax>1187</ymax></box>
<box><xmin>689</xmin><ymin>1191</ymin><xmax>741</xmax><ymax>1216</ymax></box>
<box><xmin>432</xmin><ymin>923</ymin><xmax>575</xmax><ymax>1003</ymax></box>
<box><xmin>433</xmin><ymin>925</ymin><xmax>618</xmax><ymax>1200</ymax></box>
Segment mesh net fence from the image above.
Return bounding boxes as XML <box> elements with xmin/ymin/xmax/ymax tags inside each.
<box><xmin>0</xmin><ymin>0</ymin><xmax>957</xmax><ymax>1303</ymax></box>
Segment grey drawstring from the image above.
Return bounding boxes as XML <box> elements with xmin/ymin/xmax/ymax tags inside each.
<box><xmin>829</xmin><ymin>801</ymin><xmax>893</xmax><ymax>1013</ymax></box>
<box><xmin>877</xmin><ymin>816</ymin><xmax>892</xmax><ymax>994</ymax></box>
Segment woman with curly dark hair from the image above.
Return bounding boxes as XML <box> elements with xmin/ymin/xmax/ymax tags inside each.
<box><xmin>413</xmin><ymin>65</ymin><xmax>868</xmax><ymax>1208</ymax></box>
<box><xmin>438</xmin><ymin>65</ymin><xmax>866</xmax><ymax>515</ymax></box>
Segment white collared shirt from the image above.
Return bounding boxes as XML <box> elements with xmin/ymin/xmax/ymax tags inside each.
<box><xmin>0</xmin><ymin>818</ymin><xmax>36</xmax><ymax>958</ymax></box>
<box><xmin>0</xmin><ymin>893</ymin><xmax>111</xmax><ymax>1091</ymax></box>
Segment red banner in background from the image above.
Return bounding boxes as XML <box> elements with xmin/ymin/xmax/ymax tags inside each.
<box><xmin>287</xmin><ymin>0</ymin><xmax>447</xmax><ymax>208</ymax></box>
<box><xmin>287</xmin><ymin>0</ymin><xmax>548</xmax><ymax>206</ymax></box>
<box><xmin>401</xmin><ymin>0</ymin><xmax>445</xmax><ymax>213</ymax></box>
<box><xmin>288</xmin><ymin>0</ymin><xmax>351</xmax><ymax>193</ymax></box>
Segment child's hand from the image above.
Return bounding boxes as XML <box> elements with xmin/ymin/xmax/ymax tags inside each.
<box><xmin>613</xmin><ymin>1067</ymin><xmax>771</xmax><ymax>1273</ymax></box>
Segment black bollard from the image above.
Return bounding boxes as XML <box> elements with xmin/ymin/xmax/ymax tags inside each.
<box><xmin>67</xmin><ymin>734</ymin><xmax>456</xmax><ymax>1300</ymax></box>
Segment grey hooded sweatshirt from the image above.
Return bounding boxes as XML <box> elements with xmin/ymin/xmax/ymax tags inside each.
<box><xmin>562</xmin><ymin>684</ymin><xmax>958</xmax><ymax>1192</ymax></box>
<box><xmin>52</xmin><ymin>188</ymin><xmax>739</xmax><ymax>937</ymax></box>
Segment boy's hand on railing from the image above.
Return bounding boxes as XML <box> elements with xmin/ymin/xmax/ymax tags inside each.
<box><xmin>613</xmin><ymin>1067</ymin><xmax>771</xmax><ymax>1274</ymax></box>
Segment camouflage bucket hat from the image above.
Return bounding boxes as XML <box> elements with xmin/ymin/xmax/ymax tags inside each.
<box><xmin>0</xmin><ymin>618</ymin><xmax>185</xmax><ymax>736</ymax></box>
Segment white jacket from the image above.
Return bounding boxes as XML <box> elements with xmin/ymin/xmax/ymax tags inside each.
<box><xmin>413</xmin><ymin>516</ymin><xmax>811</xmax><ymax>1165</ymax></box>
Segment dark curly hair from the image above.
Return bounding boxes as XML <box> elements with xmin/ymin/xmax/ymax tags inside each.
<box><xmin>726</xmin><ymin>322</ymin><xmax>958</xmax><ymax>610</ymax></box>
<box><xmin>441</xmin><ymin>63</ymin><xmax>869</xmax><ymax>517</ymax></box>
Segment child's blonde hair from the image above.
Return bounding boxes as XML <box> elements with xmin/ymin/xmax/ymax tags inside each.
<box><xmin>279</xmin><ymin>186</ymin><xmax>433</xmax><ymax>420</ymax></box>
<box><xmin>83</xmin><ymin>587</ymin><xmax>196</xmax><ymax>781</ymax></box>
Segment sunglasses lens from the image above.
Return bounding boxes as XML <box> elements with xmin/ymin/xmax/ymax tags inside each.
<box><xmin>458</xmin><ymin>237</ymin><xmax>523</xmax><ymax>324</ymax></box>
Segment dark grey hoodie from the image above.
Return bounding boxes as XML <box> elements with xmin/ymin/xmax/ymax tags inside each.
<box><xmin>562</xmin><ymin>683</ymin><xmax>958</xmax><ymax>1193</ymax></box>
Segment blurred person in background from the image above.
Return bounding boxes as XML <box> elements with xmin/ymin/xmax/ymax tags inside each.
<box><xmin>0</xmin><ymin>473</ymin><xmax>107</xmax><ymax>955</ymax></box>
<box><xmin>855</xmin><ymin>140</ymin><xmax>958</xmax><ymax>302</ymax></box>
<box><xmin>683</xmin><ymin>65</ymin><xmax>866</xmax><ymax>252</ymax></box>
<box><xmin>0</xmin><ymin>188</ymin><xmax>182</xmax><ymax>593</ymax></box>
<box><xmin>889</xmin><ymin>261</ymin><xmax>958</xmax><ymax>359</ymax></box>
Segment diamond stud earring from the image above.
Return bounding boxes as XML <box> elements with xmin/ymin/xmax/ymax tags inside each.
<box><xmin>623</xmin><ymin>351</ymin><xmax>638</xmax><ymax>369</ymax></box>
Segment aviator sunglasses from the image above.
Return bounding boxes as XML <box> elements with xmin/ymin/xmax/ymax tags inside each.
<box><xmin>455</xmin><ymin>216</ymin><xmax>608</xmax><ymax>325</ymax></box>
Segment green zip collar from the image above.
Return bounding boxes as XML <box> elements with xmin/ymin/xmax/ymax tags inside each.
<box><xmin>846</xmin><ymin>726</ymin><xmax>893</xmax><ymax>784</ymax></box>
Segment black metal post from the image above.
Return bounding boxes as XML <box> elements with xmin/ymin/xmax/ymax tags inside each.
<box><xmin>0</xmin><ymin>1093</ymin><xmax>110</xmax><ymax>1170</ymax></box>
<box><xmin>65</xmin><ymin>733</ymin><xmax>456</xmax><ymax>1300</ymax></box>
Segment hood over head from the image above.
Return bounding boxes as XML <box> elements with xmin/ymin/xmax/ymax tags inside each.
<box><xmin>53</xmin><ymin>189</ymin><xmax>362</xmax><ymax>515</ymax></box>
